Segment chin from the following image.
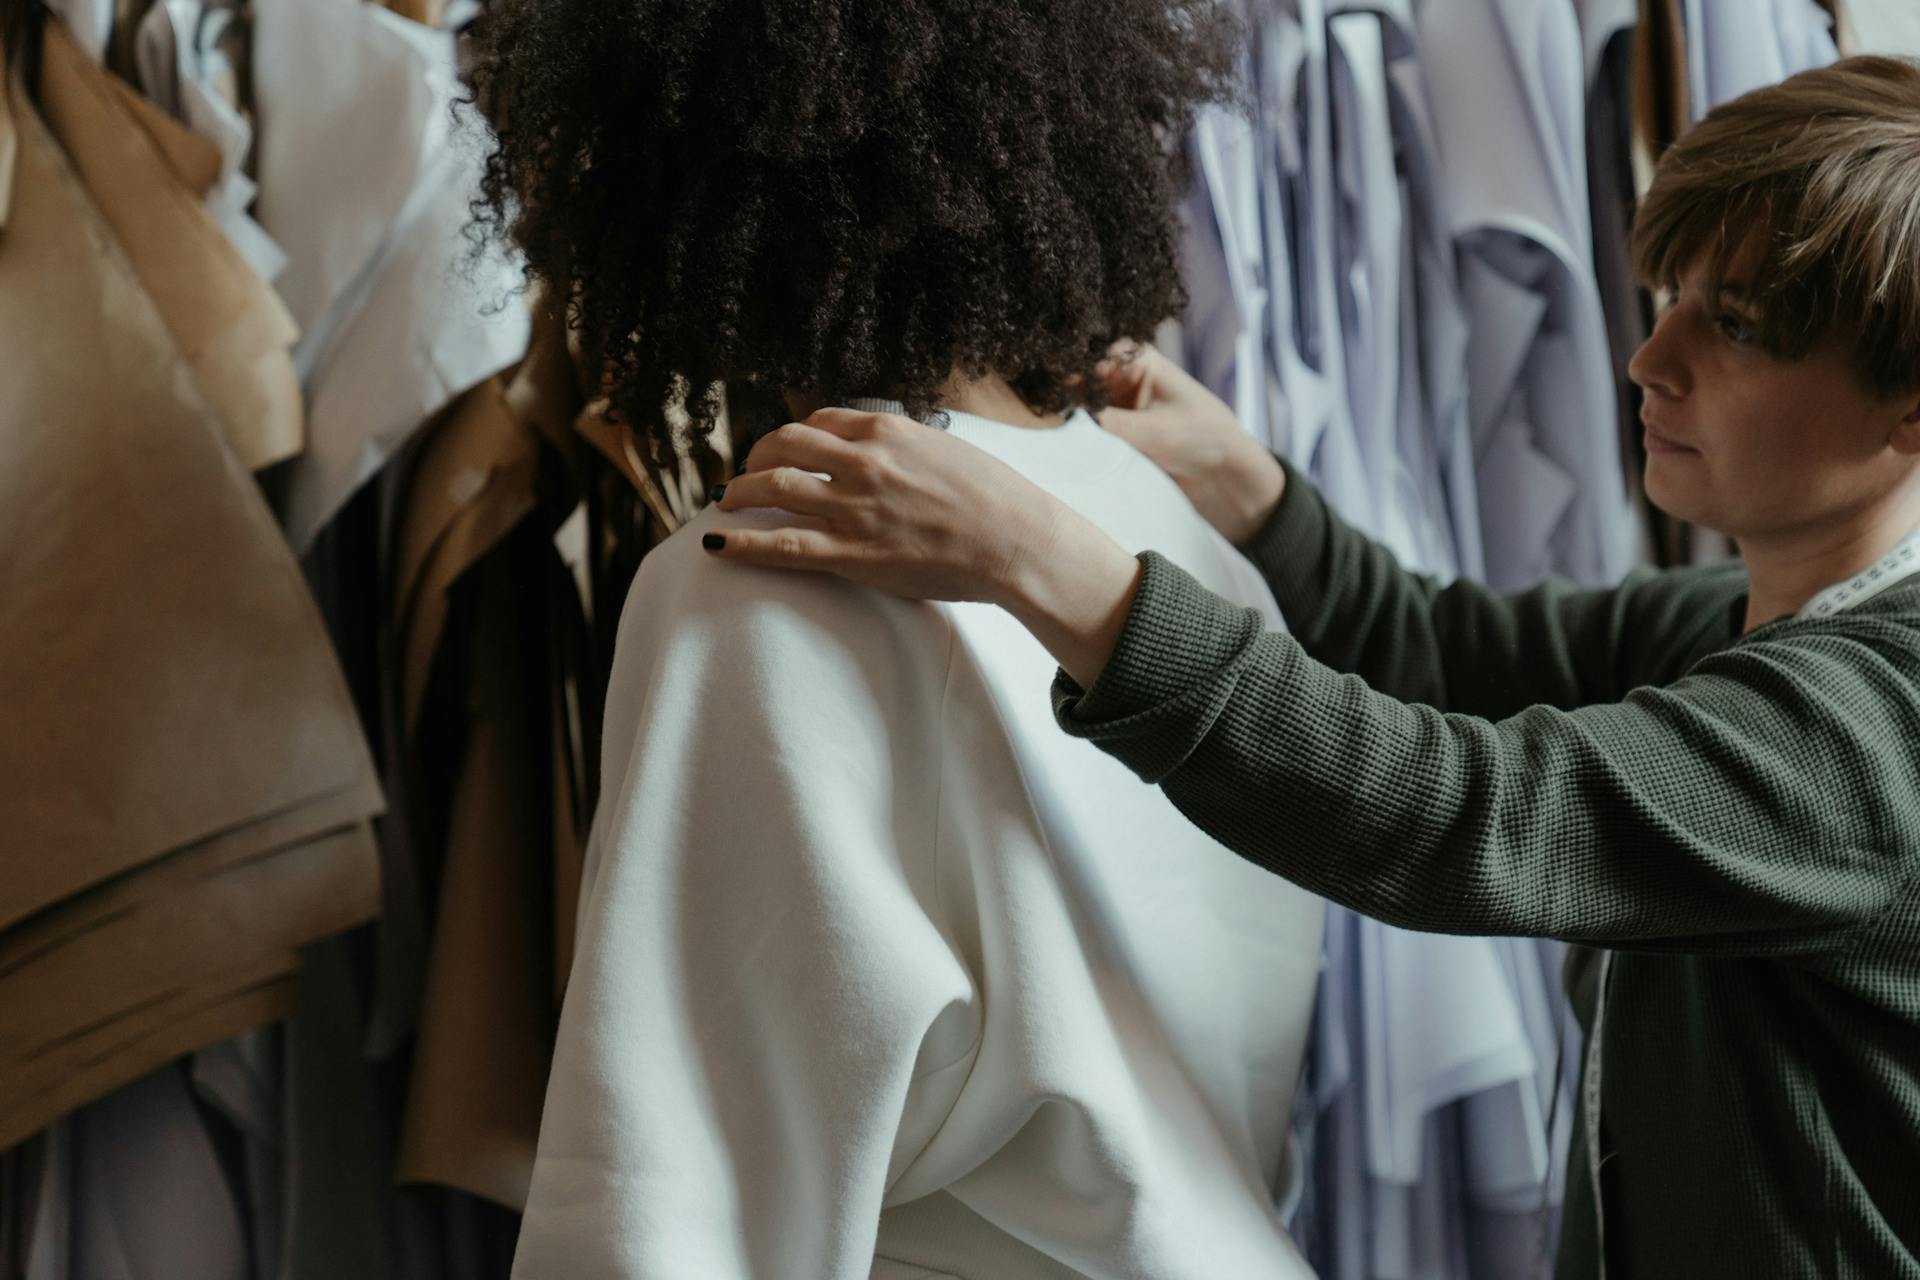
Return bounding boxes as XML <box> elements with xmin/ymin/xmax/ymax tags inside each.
<box><xmin>1642</xmin><ymin>460</ymin><xmax>1717</xmax><ymax>530</ymax></box>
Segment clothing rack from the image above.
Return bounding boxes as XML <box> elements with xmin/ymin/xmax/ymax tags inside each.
<box><xmin>0</xmin><ymin>0</ymin><xmax>1909</xmax><ymax>1276</ymax></box>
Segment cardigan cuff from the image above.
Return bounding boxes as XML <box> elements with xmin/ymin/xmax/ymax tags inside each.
<box><xmin>1051</xmin><ymin>550</ymin><xmax>1268</xmax><ymax>783</ymax></box>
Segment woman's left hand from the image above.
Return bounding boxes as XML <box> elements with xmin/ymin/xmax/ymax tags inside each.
<box><xmin>705</xmin><ymin>407</ymin><xmax>1144</xmax><ymax>686</ymax></box>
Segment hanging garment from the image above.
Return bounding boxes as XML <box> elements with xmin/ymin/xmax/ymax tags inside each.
<box><xmin>37</xmin><ymin>15</ymin><xmax>303</xmax><ymax>471</ymax></box>
<box><xmin>1458</xmin><ymin>937</ymin><xmax>1579</xmax><ymax>1278</ymax></box>
<box><xmin>60</xmin><ymin>1066</ymin><xmax>251</xmax><ymax>1280</ymax></box>
<box><xmin>45</xmin><ymin>0</ymin><xmax>111</xmax><ymax>62</ymax></box>
<box><xmin>1414</xmin><ymin>0</ymin><xmax>1631</xmax><ymax>592</ymax></box>
<box><xmin>1681</xmin><ymin>0</ymin><xmax>1836</xmax><ymax>124</ymax></box>
<box><xmin>1</xmin><ymin>967</ymin><xmax>297</xmax><ymax>1160</ymax></box>
<box><xmin>0</xmin><ymin>64</ymin><xmax>378</xmax><ymax>939</ymax></box>
<box><xmin>1835</xmin><ymin>0</ymin><xmax>1920</xmax><ymax>54</ymax></box>
<box><xmin>188</xmin><ymin>1030</ymin><xmax>288</xmax><ymax>1280</ymax></box>
<box><xmin>391</xmin><ymin>333</ymin><xmax>594</xmax><ymax>1211</ymax></box>
<box><xmin>1301</xmin><ymin>903</ymin><xmax>1551</xmax><ymax>1280</ymax></box>
<box><xmin>1584</xmin><ymin>7</ymin><xmax>1655</xmax><ymax>560</ymax></box>
<box><xmin>394</xmin><ymin>533</ymin><xmax>578</xmax><ymax>1212</ymax></box>
<box><xmin>0</xmin><ymin>65</ymin><xmax>379</xmax><ymax>1141</ymax></box>
<box><xmin>130</xmin><ymin>0</ymin><xmax>289</xmax><ymax>284</ymax></box>
<box><xmin>252</xmin><ymin>0</ymin><xmax>529</xmax><ymax>551</ymax></box>
<box><xmin>1173</xmin><ymin>9</ymin><xmax>1566</xmax><ymax>1279</ymax></box>
<box><xmin>0</xmin><ymin>823</ymin><xmax>377</xmax><ymax>1150</ymax></box>
<box><xmin>3</xmin><ymin>1020</ymin><xmax>291</xmax><ymax>1280</ymax></box>
<box><xmin>1326</xmin><ymin>3</ymin><xmax>1470</xmax><ymax>580</ymax></box>
<box><xmin>1251</xmin><ymin>1</ymin><xmax>1381</xmax><ymax>545</ymax></box>
<box><xmin>1178</xmin><ymin>101</ymin><xmax>1279</xmax><ymax>454</ymax></box>
<box><xmin>275</xmin><ymin>479</ymin><xmax>522</xmax><ymax>1280</ymax></box>
<box><xmin>1574</xmin><ymin>0</ymin><xmax>1640</xmax><ymax>86</ymax></box>
<box><xmin>1379</xmin><ymin>12</ymin><xmax>1484</xmax><ymax>585</ymax></box>
<box><xmin>515</xmin><ymin>408</ymin><xmax>1325</xmax><ymax>1279</ymax></box>
<box><xmin>1168</xmin><ymin>13</ymin><xmax>1552</xmax><ymax>1279</ymax></box>
<box><xmin>1630</xmin><ymin>0</ymin><xmax>1691</xmax><ymax>199</ymax></box>
<box><xmin>379</xmin><ymin>0</ymin><xmax>450</xmax><ymax>32</ymax></box>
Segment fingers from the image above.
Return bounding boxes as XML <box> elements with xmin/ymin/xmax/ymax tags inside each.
<box><xmin>700</xmin><ymin>525</ymin><xmax>858</xmax><ymax>574</ymax></box>
<box><xmin>796</xmin><ymin>406</ymin><xmax>906</xmax><ymax>441</ymax></box>
<box><xmin>1096</xmin><ymin>341</ymin><xmax>1156</xmax><ymax>410</ymax></box>
<box><xmin>744</xmin><ymin>421</ymin><xmax>866</xmax><ymax>475</ymax></box>
<box><xmin>714</xmin><ymin>466</ymin><xmax>841</xmax><ymax>519</ymax></box>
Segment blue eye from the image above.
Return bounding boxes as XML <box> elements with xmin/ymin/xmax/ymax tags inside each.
<box><xmin>1716</xmin><ymin>312</ymin><xmax>1758</xmax><ymax>345</ymax></box>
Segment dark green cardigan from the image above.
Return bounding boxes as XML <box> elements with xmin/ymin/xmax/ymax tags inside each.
<box><xmin>1054</xmin><ymin>461</ymin><xmax>1920</xmax><ymax>1278</ymax></box>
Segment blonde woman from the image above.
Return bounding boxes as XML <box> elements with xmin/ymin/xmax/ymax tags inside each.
<box><xmin>711</xmin><ymin>57</ymin><xmax>1920</xmax><ymax>1277</ymax></box>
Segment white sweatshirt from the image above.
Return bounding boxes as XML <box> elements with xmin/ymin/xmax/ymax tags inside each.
<box><xmin>513</xmin><ymin>409</ymin><xmax>1324</xmax><ymax>1279</ymax></box>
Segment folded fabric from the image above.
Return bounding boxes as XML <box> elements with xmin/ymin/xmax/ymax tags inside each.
<box><xmin>0</xmin><ymin>823</ymin><xmax>378</xmax><ymax>1073</ymax></box>
<box><xmin>0</xmin><ymin>775</ymin><xmax>381</xmax><ymax>972</ymax></box>
<box><xmin>37</xmin><ymin>15</ymin><xmax>303</xmax><ymax>471</ymax></box>
<box><xmin>0</xmin><ymin>72</ymin><xmax>378</xmax><ymax>931</ymax></box>
<box><xmin>0</xmin><ymin>964</ymin><xmax>297</xmax><ymax>1151</ymax></box>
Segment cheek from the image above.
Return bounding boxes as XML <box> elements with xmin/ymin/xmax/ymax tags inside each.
<box><xmin>1694</xmin><ymin>371</ymin><xmax>1831</xmax><ymax>472</ymax></box>
<box><xmin>1682</xmin><ymin>369</ymin><xmax>1888</xmax><ymax>522</ymax></box>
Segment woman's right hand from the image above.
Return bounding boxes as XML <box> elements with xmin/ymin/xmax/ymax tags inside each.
<box><xmin>1096</xmin><ymin>342</ymin><xmax>1287</xmax><ymax>546</ymax></box>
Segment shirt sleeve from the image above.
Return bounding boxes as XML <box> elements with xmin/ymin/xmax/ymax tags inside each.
<box><xmin>513</xmin><ymin>546</ymin><xmax>976</xmax><ymax>1280</ymax></box>
<box><xmin>1239</xmin><ymin>458</ymin><xmax>1689</xmax><ymax>716</ymax></box>
<box><xmin>1052</xmin><ymin>551</ymin><xmax>1916</xmax><ymax>957</ymax></box>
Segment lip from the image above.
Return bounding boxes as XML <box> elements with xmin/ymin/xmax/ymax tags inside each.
<box><xmin>1639</xmin><ymin>411</ymin><xmax>1697</xmax><ymax>455</ymax></box>
<box><xmin>1642</xmin><ymin>429</ymin><xmax>1697</xmax><ymax>456</ymax></box>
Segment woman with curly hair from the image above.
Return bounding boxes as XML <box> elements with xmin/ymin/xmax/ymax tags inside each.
<box><xmin>469</xmin><ymin>0</ymin><xmax>1235</xmax><ymax>472</ymax></box>
<box><xmin>472</xmin><ymin>3</ymin><xmax>1334</xmax><ymax>1279</ymax></box>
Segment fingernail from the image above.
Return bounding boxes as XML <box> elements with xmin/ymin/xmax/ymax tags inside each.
<box><xmin>708</xmin><ymin>484</ymin><xmax>726</xmax><ymax>503</ymax></box>
<box><xmin>702</xmin><ymin>533</ymin><xmax>726</xmax><ymax>551</ymax></box>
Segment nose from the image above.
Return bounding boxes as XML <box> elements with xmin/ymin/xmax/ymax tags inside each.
<box><xmin>1628</xmin><ymin>302</ymin><xmax>1689</xmax><ymax>402</ymax></box>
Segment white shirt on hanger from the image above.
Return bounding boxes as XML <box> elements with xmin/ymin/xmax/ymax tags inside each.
<box><xmin>252</xmin><ymin>0</ymin><xmax>529</xmax><ymax>552</ymax></box>
<box><xmin>1683</xmin><ymin>0</ymin><xmax>1837</xmax><ymax>122</ymax></box>
<box><xmin>1413</xmin><ymin>0</ymin><xmax>1631</xmax><ymax>591</ymax></box>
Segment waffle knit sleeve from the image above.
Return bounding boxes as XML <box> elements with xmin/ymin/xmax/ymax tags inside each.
<box><xmin>1051</xmin><ymin>539</ymin><xmax>1917</xmax><ymax>956</ymax></box>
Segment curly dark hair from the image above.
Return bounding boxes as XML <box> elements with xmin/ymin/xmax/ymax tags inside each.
<box><xmin>464</xmin><ymin>0</ymin><xmax>1239</xmax><ymax>466</ymax></box>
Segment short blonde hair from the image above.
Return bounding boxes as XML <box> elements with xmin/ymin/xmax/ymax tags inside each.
<box><xmin>1633</xmin><ymin>55</ymin><xmax>1920</xmax><ymax>397</ymax></box>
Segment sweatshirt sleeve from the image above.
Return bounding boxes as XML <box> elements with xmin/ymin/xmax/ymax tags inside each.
<box><xmin>513</xmin><ymin>537</ymin><xmax>976</xmax><ymax>1279</ymax></box>
<box><xmin>1240</xmin><ymin>459</ymin><xmax>1667</xmax><ymax>716</ymax></box>
<box><xmin>1052</xmin><ymin>552</ymin><xmax>1919</xmax><ymax>956</ymax></box>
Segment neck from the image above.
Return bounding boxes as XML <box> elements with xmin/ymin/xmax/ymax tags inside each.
<box><xmin>784</xmin><ymin>371</ymin><xmax>1069</xmax><ymax>429</ymax></box>
<box><xmin>937</xmin><ymin>370</ymin><xmax>1069</xmax><ymax>429</ymax></box>
<box><xmin>1738</xmin><ymin>478</ymin><xmax>1920</xmax><ymax>631</ymax></box>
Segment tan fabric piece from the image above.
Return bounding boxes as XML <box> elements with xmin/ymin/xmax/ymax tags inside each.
<box><xmin>574</xmin><ymin>399</ymin><xmax>687</xmax><ymax>534</ymax></box>
<box><xmin>0</xmin><ymin>968</ymin><xmax>295</xmax><ymax>1151</ymax></box>
<box><xmin>0</xmin><ymin>47</ymin><xmax>15</xmax><ymax>233</ymax></box>
<box><xmin>0</xmin><ymin>774</ymin><xmax>382</xmax><ymax>972</ymax></box>
<box><xmin>37</xmin><ymin>17</ymin><xmax>303</xmax><ymax>472</ymax></box>
<box><xmin>0</xmin><ymin>823</ymin><xmax>379</xmax><ymax>1067</ymax></box>
<box><xmin>394</xmin><ymin>378</ymin><xmax>540</xmax><ymax>736</ymax></box>
<box><xmin>389</xmin><ymin>307</ymin><xmax>599</xmax><ymax>1209</ymax></box>
<box><xmin>396</xmin><ymin>564</ymin><xmax>552</xmax><ymax>1209</ymax></box>
<box><xmin>107</xmin><ymin>74</ymin><xmax>221</xmax><ymax>196</ymax></box>
<box><xmin>390</xmin><ymin>359</ymin><xmax>555</xmax><ymax>1209</ymax></box>
<box><xmin>0</xmin><ymin>76</ymin><xmax>377</xmax><ymax>929</ymax></box>
<box><xmin>377</xmin><ymin>0</ymin><xmax>449</xmax><ymax>31</ymax></box>
<box><xmin>520</xmin><ymin>309</ymin><xmax>592</xmax><ymax>988</ymax></box>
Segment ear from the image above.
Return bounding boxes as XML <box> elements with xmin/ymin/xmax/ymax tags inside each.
<box><xmin>1890</xmin><ymin>393</ymin><xmax>1920</xmax><ymax>455</ymax></box>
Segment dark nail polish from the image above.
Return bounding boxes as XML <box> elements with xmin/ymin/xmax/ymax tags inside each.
<box><xmin>708</xmin><ymin>484</ymin><xmax>727</xmax><ymax>503</ymax></box>
<box><xmin>702</xmin><ymin>533</ymin><xmax>726</xmax><ymax>551</ymax></box>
